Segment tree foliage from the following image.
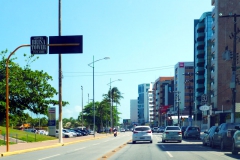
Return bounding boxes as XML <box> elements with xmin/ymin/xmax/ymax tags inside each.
<box><xmin>0</xmin><ymin>50</ymin><xmax>69</xmax><ymax>125</ymax></box>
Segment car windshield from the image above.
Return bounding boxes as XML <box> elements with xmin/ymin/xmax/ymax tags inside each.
<box><xmin>135</xmin><ymin>127</ymin><xmax>150</xmax><ymax>131</ymax></box>
<box><xmin>166</xmin><ymin>127</ymin><xmax>180</xmax><ymax>130</ymax></box>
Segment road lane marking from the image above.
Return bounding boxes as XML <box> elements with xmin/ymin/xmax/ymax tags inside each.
<box><xmin>38</xmin><ymin>154</ymin><xmax>60</xmax><ymax>160</ymax></box>
<box><xmin>74</xmin><ymin>147</ymin><xmax>86</xmax><ymax>151</ymax></box>
<box><xmin>93</xmin><ymin>143</ymin><xmax>100</xmax><ymax>145</ymax></box>
<box><xmin>166</xmin><ymin>151</ymin><xmax>173</xmax><ymax>157</ymax></box>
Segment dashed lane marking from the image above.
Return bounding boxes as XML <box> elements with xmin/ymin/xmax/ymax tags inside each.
<box><xmin>166</xmin><ymin>151</ymin><xmax>173</xmax><ymax>158</ymax></box>
<box><xmin>38</xmin><ymin>154</ymin><xmax>61</xmax><ymax>160</ymax></box>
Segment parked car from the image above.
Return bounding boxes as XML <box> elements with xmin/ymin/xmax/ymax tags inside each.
<box><xmin>232</xmin><ymin>125</ymin><xmax>240</xmax><ymax>154</ymax></box>
<box><xmin>69</xmin><ymin>129</ymin><xmax>82</xmax><ymax>137</ymax></box>
<box><xmin>63</xmin><ymin>129</ymin><xmax>76</xmax><ymax>137</ymax></box>
<box><xmin>132</xmin><ymin>126</ymin><xmax>153</xmax><ymax>144</ymax></box>
<box><xmin>55</xmin><ymin>130</ymin><xmax>73</xmax><ymax>138</ymax></box>
<box><xmin>202</xmin><ymin>126</ymin><xmax>217</xmax><ymax>146</ymax></box>
<box><xmin>184</xmin><ymin>126</ymin><xmax>200</xmax><ymax>139</ymax></box>
<box><xmin>38</xmin><ymin>130</ymin><xmax>48</xmax><ymax>135</ymax></box>
<box><xmin>88</xmin><ymin>130</ymin><xmax>94</xmax><ymax>135</ymax></box>
<box><xmin>152</xmin><ymin>127</ymin><xmax>158</xmax><ymax>133</ymax></box>
<box><xmin>211</xmin><ymin>123</ymin><xmax>239</xmax><ymax>150</ymax></box>
<box><xmin>162</xmin><ymin>126</ymin><xmax>182</xmax><ymax>143</ymax></box>
<box><xmin>157</xmin><ymin>126</ymin><xmax>165</xmax><ymax>133</ymax></box>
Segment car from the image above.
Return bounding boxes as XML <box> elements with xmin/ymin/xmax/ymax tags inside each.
<box><xmin>212</xmin><ymin>123</ymin><xmax>240</xmax><ymax>150</ymax></box>
<box><xmin>157</xmin><ymin>126</ymin><xmax>165</xmax><ymax>133</ymax></box>
<box><xmin>232</xmin><ymin>125</ymin><xmax>240</xmax><ymax>154</ymax></box>
<box><xmin>120</xmin><ymin>128</ymin><xmax>125</xmax><ymax>132</ymax></box>
<box><xmin>38</xmin><ymin>130</ymin><xmax>48</xmax><ymax>135</ymax></box>
<box><xmin>202</xmin><ymin>126</ymin><xmax>217</xmax><ymax>146</ymax></box>
<box><xmin>55</xmin><ymin>130</ymin><xmax>73</xmax><ymax>138</ymax></box>
<box><xmin>152</xmin><ymin>127</ymin><xmax>158</xmax><ymax>133</ymax></box>
<box><xmin>162</xmin><ymin>126</ymin><xmax>182</xmax><ymax>143</ymax></box>
<box><xmin>184</xmin><ymin>126</ymin><xmax>200</xmax><ymax>139</ymax></box>
<box><xmin>132</xmin><ymin>126</ymin><xmax>153</xmax><ymax>144</ymax></box>
<box><xmin>63</xmin><ymin>129</ymin><xmax>77</xmax><ymax>137</ymax></box>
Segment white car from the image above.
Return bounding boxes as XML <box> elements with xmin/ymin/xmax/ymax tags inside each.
<box><xmin>56</xmin><ymin>130</ymin><xmax>73</xmax><ymax>138</ymax></box>
<box><xmin>63</xmin><ymin>129</ymin><xmax>77</xmax><ymax>137</ymax></box>
<box><xmin>38</xmin><ymin>130</ymin><xmax>48</xmax><ymax>135</ymax></box>
<box><xmin>132</xmin><ymin>126</ymin><xmax>152</xmax><ymax>144</ymax></box>
<box><xmin>162</xmin><ymin>126</ymin><xmax>182</xmax><ymax>143</ymax></box>
<box><xmin>120</xmin><ymin>128</ymin><xmax>126</xmax><ymax>132</ymax></box>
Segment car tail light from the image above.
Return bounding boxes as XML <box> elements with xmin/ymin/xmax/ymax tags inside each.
<box><xmin>178</xmin><ymin>132</ymin><xmax>182</xmax><ymax>135</ymax></box>
<box><xmin>134</xmin><ymin>131</ymin><xmax>138</xmax><ymax>134</ymax></box>
<box><xmin>147</xmin><ymin>130</ymin><xmax>152</xmax><ymax>133</ymax></box>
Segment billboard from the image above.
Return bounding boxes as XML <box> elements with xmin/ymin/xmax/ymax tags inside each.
<box><xmin>48</xmin><ymin>107</ymin><xmax>56</xmax><ymax>136</ymax></box>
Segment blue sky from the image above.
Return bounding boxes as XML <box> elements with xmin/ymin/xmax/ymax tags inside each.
<box><xmin>1</xmin><ymin>0</ymin><xmax>213</xmax><ymax>122</ymax></box>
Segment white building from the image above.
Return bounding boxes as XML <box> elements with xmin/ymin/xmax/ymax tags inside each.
<box><xmin>148</xmin><ymin>83</ymin><xmax>154</xmax><ymax>124</ymax></box>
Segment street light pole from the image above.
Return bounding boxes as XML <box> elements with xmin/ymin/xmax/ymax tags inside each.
<box><xmin>88</xmin><ymin>56</ymin><xmax>110</xmax><ymax>137</ymax></box>
<box><xmin>219</xmin><ymin>13</ymin><xmax>240</xmax><ymax>123</ymax></box>
<box><xmin>81</xmin><ymin>86</ymin><xmax>83</xmax><ymax>127</ymax></box>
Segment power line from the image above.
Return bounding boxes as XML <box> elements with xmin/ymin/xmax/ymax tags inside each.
<box><xmin>62</xmin><ymin>65</ymin><xmax>174</xmax><ymax>77</ymax></box>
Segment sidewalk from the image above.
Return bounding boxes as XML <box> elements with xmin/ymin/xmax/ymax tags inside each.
<box><xmin>0</xmin><ymin>133</ymin><xmax>111</xmax><ymax>157</ymax></box>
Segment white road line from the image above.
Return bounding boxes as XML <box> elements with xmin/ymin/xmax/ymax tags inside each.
<box><xmin>93</xmin><ymin>143</ymin><xmax>100</xmax><ymax>145</ymax></box>
<box><xmin>38</xmin><ymin>154</ymin><xmax>61</xmax><ymax>160</ymax></box>
<box><xmin>166</xmin><ymin>151</ymin><xmax>173</xmax><ymax>157</ymax></box>
<box><xmin>74</xmin><ymin>147</ymin><xmax>86</xmax><ymax>151</ymax></box>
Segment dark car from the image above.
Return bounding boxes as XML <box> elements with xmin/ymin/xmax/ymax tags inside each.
<box><xmin>184</xmin><ymin>126</ymin><xmax>200</xmax><ymax>139</ymax></box>
<box><xmin>202</xmin><ymin>126</ymin><xmax>217</xmax><ymax>146</ymax></box>
<box><xmin>181</xmin><ymin>126</ymin><xmax>188</xmax><ymax>138</ymax></box>
<box><xmin>211</xmin><ymin>123</ymin><xmax>240</xmax><ymax>150</ymax></box>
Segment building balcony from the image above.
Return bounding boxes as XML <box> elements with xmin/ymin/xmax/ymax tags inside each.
<box><xmin>196</xmin><ymin>66</ymin><xmax>205</xmax><ymax>73</ymax></box>
<box><xmin>196</xmin><ymin>49</ymin><xmax>205</xmax><ymax>58</ymax></box>
<box><xmin>197</xmin><ymin>23</ymin><xmax>205</xmax><ymax>32</ymax></box>
<box><xmin>196</xmin><ymin>41</ymin><xmax>205</xmax><ymax>50</ymax></box>
<box><xmin>196</xmin><ymin>58</ymin><xmax>205</xmax><ymax>67</ymax></box>
<box><xmin>196</xmin><ymin>32</ymin><xmax>205</xmax><ymax>41</ymax></box>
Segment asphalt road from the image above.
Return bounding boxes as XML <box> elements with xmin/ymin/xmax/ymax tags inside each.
<box><xmin>1</xmin><ymin>132</ymin><xmax>240</xmax><ymax>160</ymax></box>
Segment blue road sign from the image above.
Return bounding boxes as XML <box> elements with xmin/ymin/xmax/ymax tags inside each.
<box><xmin>49</xmin><ymin>35</ymin><xmax>83</xmax><ymax>54</ymax></box>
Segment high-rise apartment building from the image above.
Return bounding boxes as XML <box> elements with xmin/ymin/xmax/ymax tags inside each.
<box><xmin>138</xmin><ymin>83</ymin><xmax>150</xmax><ymax>125</ymax></box>
<box><xmin>153</xmin><ymin>77</ymin><xmax>174</xmax><ymax>126</ymax></box>
<box><xmin>194</xmin><ymin>12</ymin><xmax>213</xmax><ymax>123</ymax></box>
<box><xmin>148</xmin><ymin>83</ymin><xmax>154</xmax><ymax>124</ymax></box>
<box><xmin>211</xmin><ymin>0</ymin><xmax>240</xmax><ymax>124</ymax></box>
<box><xmin>174</xmin><ymin>62</ymin><xmax>194</xmax><ymax>124</ymax></box>
<box><xmin>130</xmin><ymin>99</ymin><xmax>138</xmax><ymax>124</ymax></box>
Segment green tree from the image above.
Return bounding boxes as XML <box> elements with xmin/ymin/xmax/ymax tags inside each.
<box><xmin>0</xmin><ymin>50</ymin><xmax>69</xmax><ymax>124</ymax></box>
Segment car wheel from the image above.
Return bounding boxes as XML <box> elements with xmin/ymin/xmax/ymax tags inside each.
<box><xmin>162</xmin><ymin>139</ymin><xmax>165</xmax><ymax>143</ymax></box>
<box><xmin>220</xmin><ymin>140</ymin><xmax>225</xmax><ymax>151</ymax></box>
<box><xmin>178</xmin><ymin>140</ymin><xmax>182</xmax><ymax>143</ymax></box>
<box><xmin>150</xmin><ymin>141</ymin><xmax>152</xmax><ymax>143</ymax></box>
<box><xmin>232</xmin><ymin>141</ymin><xmax>238</xmax><ymax>155</ymax></box>
<box><xmin>132</xmin><ymin>141</ymin><xmax>136</xmax><ymax>144</ymax></box>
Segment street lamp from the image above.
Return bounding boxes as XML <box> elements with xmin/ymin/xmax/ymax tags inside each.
<box><xmin>81</xmin><ymin>86</ymin><xmax>83</xmax><ymax>127</ymax></box>
<box><xmin>107</xmin><ymin>79</ymin><xmax>122</xmax><ymax>133</ymax></box>
<box><xmin>88</xmin><ymin>56</ymin><xmax>110</xmax><ymax>137</ymax></box>
<box><xmin>219</xmin><ymin>13</ymin><xmax>240</xmax><ymax>123</ymax></box>
<box><xmin>183</xmin><ymin>72</ymin><xmax>194</xmax><ymax>126</ymax></box>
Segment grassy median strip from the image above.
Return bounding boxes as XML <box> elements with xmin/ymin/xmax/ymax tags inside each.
<box><xmin>0</xmin><ymin>126</ymin><xmax>56</xmax><ymax>143</ymax></box>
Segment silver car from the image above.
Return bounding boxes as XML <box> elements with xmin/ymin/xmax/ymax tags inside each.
<box><xmin>162</xmin><ymin>126</ymin><xmax>182</xmax><ymax>143</ymax></box>
<box><xmin>132</xmin><ymin>126</ymin><xmax>153</xmax><ymax>144</ymax></box>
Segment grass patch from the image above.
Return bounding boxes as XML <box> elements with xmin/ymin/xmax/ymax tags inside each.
<box><xmin>0</xmin><ymin>139</ymin><xmax>15</xmax><ymax>146</ymax></box>
<box><xmin>0</xmin><ymin>126</ymin><xmax>57</xmax><ymax>143</ymax></box>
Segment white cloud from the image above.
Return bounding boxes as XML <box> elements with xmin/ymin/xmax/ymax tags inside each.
<box><xmin>62</xmin><ymin>105</ymin><xmax>81</xmax><ymax>119</ymax></box>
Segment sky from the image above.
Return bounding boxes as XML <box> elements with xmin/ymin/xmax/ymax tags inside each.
<box><xmin>1</xmin><ymin>0</ymin><xmax>214</xmax><ymax>122</ymax></box>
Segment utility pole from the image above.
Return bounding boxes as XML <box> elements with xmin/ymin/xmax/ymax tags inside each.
<box><xmin>81</xmin><ymin>86</ymin><xmax>83</xmax><ymax>127</ymax></box>
<box><xmin>219</xmin><ymin>13</ymin><xmax>240</xmax><ymax>123</ymax></box>
<box><xmin>174</xmin><ymin>91</ymin><xmax>181</xmax><ymax>126</ymax></box>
